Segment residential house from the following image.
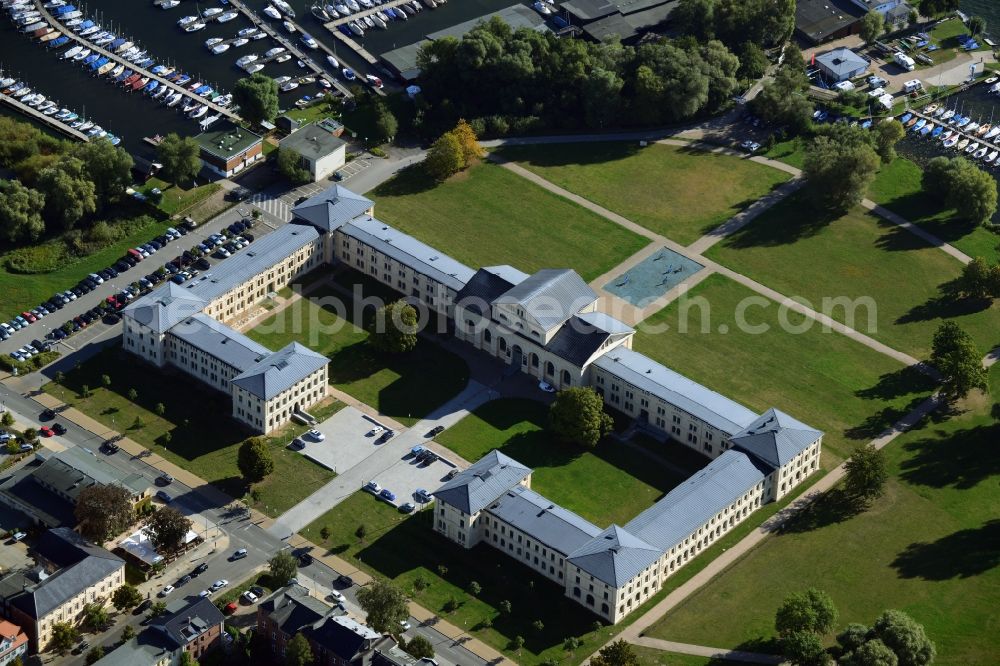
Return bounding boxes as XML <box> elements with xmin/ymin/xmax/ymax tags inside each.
<box><xmin>0</xmin><ymin>620</ymin><xmax>28</xmax><ymax>666</ymax></box>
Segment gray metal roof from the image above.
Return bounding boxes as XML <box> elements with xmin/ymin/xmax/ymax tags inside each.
<box><xmin>259</xmin><ymin>584</ymin><xmax>334</xmax><ymax>635</ymax></box>
<box><xmin>432</xmin><ymin>451</ymin><xmax>532</xmax><ymax>515</ymax></box>
<box><xmin>493</xmin><ymin>269</ymin><xmax>597</xmax><ymax>332</ymax></box>
<box><xmin>624</xmin><ymin>450</ymin><xmax>765</xmax><ymax>553</ymax></box>
<box><xmin>124</xmin><ymin>223</ymin><xmax>320</xmax><ymax>333</ymax></box>
<box><xmin>231</xmin><ymin>341</ymin><xmax>328</xmax><ymax>400</ymax></box>
<box><xmin>29</xmin><ymin>448</ymin><xmax>150</xmax><ymax>505</ymax></box>
<box><xmin>544</xmin><ymin>315</ymin><xmax>631</xmax><ymax>368</ymax></box>
<box><xmin>292</xmin><ymin>184</ymin><xmax>373</xmax><ymax>232</ymax></box>
<box><xmin>730</xmin><ymin>408</ymin><xmax>822</xmax><ymax>470</ymax></box>
<box><xmin>567</xmin><ymin>525</ymin><xmax>661</xmax><ymax>587</ymax></box>
<box><xmin>92</xmin><ymin>633</ymin><xmax>175</xmax><ymax>666</ymax></box>
<box><xmin>279</xmin><ymin>123</ymin><xmax>347</xmax><ymax>161</ymax></box>
<box><xmin>168</xmin><ymin>313</ymin><xmax>271</xmax><ymax>372</ymax></box>
<box><xmin>122</xmin><ymin>283</ymin><xmax>207</xmax><ymax>335</ymax></box>
<box><xmin>342</xmin><ymin>216</ymin><xmax>476</xmax><ymax>291</ymax></box>
<box><xmin>796</xmin><ymin>0</ymin><xmax>864</xmax><ymax>43</ymax></box>
<box><xmin>486</xmin><ymin>485</ymin><xmax>601</xmax><ymax>556</ymax></box>
<box><xmin>593</xmin><ymin>348</ymin><xmax>758</xmax><ymax>435</ymax></box>
<box><xmin>151</xmin><ymin>597</ymin><xmax>225</xmax><ymax>649</ymax></box>
<box><xmin>815</xmin><ymin>47</ymin><xmax>868</xmax><ymax>79</ymax></box>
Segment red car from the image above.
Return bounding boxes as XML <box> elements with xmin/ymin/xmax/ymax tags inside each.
<box><xmin>223</xmin><ymin>602</ymin><xmax>238</xmax><ymax>615</ymax></box>
<box><xmin>39</xmin><ymin>426</ymin><xmax>54</xmax><ymax>437</ymax></box>
<box><xmin>22</xmin><ymin>311</ymin><xmax>37</xmax><ymax>323</ymax></box>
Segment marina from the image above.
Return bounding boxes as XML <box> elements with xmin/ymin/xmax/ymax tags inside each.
<box><xmin>0</xmin><ymin>81</ymin><xmax>89</xmax><ymax>140</ymax></box>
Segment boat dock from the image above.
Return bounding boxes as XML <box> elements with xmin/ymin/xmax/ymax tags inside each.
<box><xmin>327</xmin><ymin>29</ymin><xmax>378</xmax><ymax>66</ymax></box>
<box><xmin>32</xmin><ymin>0</ymin><xmax>242</xmax><ymax>123</ymax></box>
<box><xmin>909</xmin><ymin>109</ymin><xmax>1000</xmax><ymax>161</ymax></box>
<box><xmin>326</xmin><ymin>0</ymin><xmax>415</xmax><ymax>27</ymax></box>
<box><xmin>0</xmin><ymin>91</ymin><xmax>89</xmax><ymax>140</ymax></box>
<box><xmin>322</xmin><ymin>0</ymin><xmax>416</xmax><ymax>72</ymax></box>
<box><xmin>227</xmin><ymin>0</ymin><xmax>356</xmax><ymax>98</ymax></box>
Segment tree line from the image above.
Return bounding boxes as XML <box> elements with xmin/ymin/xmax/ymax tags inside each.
<box><xmin>0</xmin><ymin>117</ymin><xmax>134</xmax><ymax>244</ymax></box>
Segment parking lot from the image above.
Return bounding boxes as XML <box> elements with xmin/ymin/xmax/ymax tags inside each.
<box><xmin>293</xmin><ymin>406</ymin><xmax>451</xmax><ymax>508</ymax></box>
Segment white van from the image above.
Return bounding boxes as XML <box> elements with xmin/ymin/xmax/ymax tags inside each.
<box><xmin>903</xmin><ymin>79</ymin><xmax>923</xmax><ymax>94</ymax></box>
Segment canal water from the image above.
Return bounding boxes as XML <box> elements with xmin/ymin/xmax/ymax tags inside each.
<box><xmin>1</xmin><ymin>0</ymin><xmax>531</xmax><ymax>158</ymax></box>
<box><xmin>960</xmin><ymin>0</ymin><xmax>998</xmax><ymax>36</ymax></box>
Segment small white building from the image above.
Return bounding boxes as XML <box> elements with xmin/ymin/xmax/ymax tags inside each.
<box><xmin>279</xmin><ymin>123</ymin><xmax>347</xmax><ymax>182</ymax></box>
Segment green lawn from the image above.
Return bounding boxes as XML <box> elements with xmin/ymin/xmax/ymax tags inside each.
<box><xmin>498</xmin><ymin>142</ymin><xmax>791</xmax><ymax>246</ymax></box>
<box><xmin>42</xmin><ymin>347</ymin><xmax>339</xmax><ymax>516</ymax></box>
<box><xmin>0</xmin><ymin>216</ymin><xmax>174</xmax><ymax>322</ymax></box>
<box><xmin>763</xmin><ymin>136</ymin><xmax>808</xmax><ymax>170</ymax></box>
<box><xmin>435</xmin><ymin>399</ymin><xmax>692</xmax><ymax>527</ymax></box>
<box><xmin>247</xmin><ymin>280</ymin><xmax>469</xmax><ymax>425</ymax></box>
<box><xmin>645</xmin><ymin>368</ymin><xmax>1000</xmax><ymax>666</ymax></box>
<box><xmin>139</xmin><ymin>179</ymin><xmax>222</xmax><ymax>217</ymax></box>
<box><xmin>705</xmin><ymin>190</ymin><xmax>1000</xmax><ymax>358</ymax></box>
<box><xmin>369</xmin><ymin>161</ymin><xmax>649</xmax><ymax>282</ymax></box>
<box><xmin>868</xmin><ymin>158</ymin><xmax>1000</xmax><ymax>262</ymax></box>
<box><xmin>633</xmin><ymin>647</ymin><xmax>726</xmax><ymax>666</ymax></box>
<box><xmin>633</xmin><ymin>275</ymin><xmax>936</xmax><ymax>465</ymax></box>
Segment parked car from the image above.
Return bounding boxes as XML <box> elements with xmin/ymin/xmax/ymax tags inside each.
<box><xmin>426</xmin><ymin>425</ymin><xmax>445</xmax><ymax>437</ymax></box>
<box><xmin>159</xmin><ymin>585</ymin><xmax>175</xmax><ymax>597</ymax></box>
<box><xmin>538</xmin><ymin>381</ymin><xmax>556</xmax><ymax>393</ymax></box>
<box><xmin>52</xmin><ymin>423</ymin><xmax>66</xmax><ymax>435</ymax></box>
<box><xmin>415</xmin><ymin>488</ymin><xmax>432</xmax><ymax>503</ymax></box>
<box><xmin>102</xmin><ymin>439</ymin><xmax>120</xmax><ymax>453</ymax></box>
<box><xmin>307</xmin><ymin>428</ymin><xmax>325</xmax><ymax>441</ymax></box>
<box><xmin>176</xmin><ymin>574</ymin><xmax>193</xmax><ymax>586</ymax></box>
<box><xmin>156</xmin><ymin>490</ymin><xmax>172</xmax><ymax>503</ymax></box>
<box><xmin>210</xmin><ymin>579</ymin><xmax>229</xmax><ymax>591</ymax></box>
<box><xmin>400</xmin><ymin>502</ymin><xmax>415</xmax><ymax>513</ymax></box>
<box><xmin>230</xmin><ymin>548</ymin><xmax>248</xmax><ymax>561</ymax></box>
<box><xmin>380</xmin><ymin>488</ymin><xmax>396</xmax><ymax>502</ymax></box>
<box><xmin>158</xmin><ymin>473</ymin><xmax>174</xmax><ymax>485</ymax></box>
<box><xmin>241</xmin><ymin>590</ymin><xmax>259</xmax><ymax>603</ymax></box>
<box><xmin>192</xmin><ymin>562</ymin><xmax>209</xmax><ymax>575</ymax></box>
<box><xmin>364</xmin><ymin>480</ymin><xmax>382</xmax><ymax>494</ymax></box>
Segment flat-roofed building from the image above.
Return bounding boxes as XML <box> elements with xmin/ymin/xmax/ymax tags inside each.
<box><xmin>796</xmin><ymin>0</ymin><xmax>866</xmax><ymax>44</ymax></box>
<box><xmin>279</xmin><ymin>124</ymin><xmax>347</xmax><ymax>182</ymax></box>
<box><xmin>194</xmin><ymin>122</ymin><xmax>264</xmax><ymax>177</ymax></box>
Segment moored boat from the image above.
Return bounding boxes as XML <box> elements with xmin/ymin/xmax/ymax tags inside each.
<box><xmin>263</xmin><ymin>5</ymin><xmax>282</xmax><ymax>19</ymax></box>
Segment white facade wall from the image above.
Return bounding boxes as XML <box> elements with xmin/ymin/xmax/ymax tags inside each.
<box><xmin>309</xmin><ymin>144</ymin><xmax>346</xmax><ymax>182</ymax></box>
<box><xmin>164</xmin><ymin>335</ymin><xmax>244</xmax><ymax>394</ymax></box>
<box><xmin>34</xmin><ymin>565</ymin><xmax>124</xmax><ymax>650</ymax></box>
<box><xmin>122</xmin><ymin>318</ymin><xmax>167</xmax><ymax>368</ymax></box>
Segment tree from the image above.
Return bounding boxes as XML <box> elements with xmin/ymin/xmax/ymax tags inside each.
<box><xmin>85</xmin><ymin>646</ymin><xmax>105</xmax><ymax>665</ymax></box>
<box><xmin>112</xmin><ymin>584</ymin><xmax>143</xmax><ymax>611</ymax></box>
<box><xmin>146</xmin><ymin>506</ymin><xmax>192</xmax><ymax>554</ymax></box>
<box><xmin>233</xmin><ymin>73</ymin><xmax>280</xmax><ymax>125</ymax></box>
<box><xmin>736</xmin><ymin>41</ymin><xmax>769</xmax><ymax>81</ymax></box>
<box><xmin>356</xmin><ymin>580</ymin><xmax>410</xmax><ymax>634</ymax></box>
<box><xmin>0</xmin><ymin>180</ymin><xmax>45</xmax><ymax>243</ymax></box>
<box><xmin>356</xmin><ymin>524</ymin><xmax>368</xmax><ymax>541</ymax></box>
<box><xmin>843</xmin><ymin>443</ymin><xmax>888</xmax><ymax>506</ymax></box>
<box><xmin>83</xmin><ymin>603</ymin><xmax>109</xmax><ymax>631</ymax></box>
<box><xmin>149</xmin><ymin>601</ymin><xmax>168</xmax><ymax>618</ymax></box>
<box><xmin>872</xmin><ymin>120</ymin><xmax>905</xmax><ymax>164</ymax></box>
<box><xmin>37</xmin><ymin>157</ymin><xmax>96</xmax><ymax>231</ymax></box>
<box><xmin>499</xmin><ymin>599</ymin><xmax>512</xmax><ymax>615</ymax></box>
<box><xmin>956</xmin><ymin>257</ymin><xmax>1000</xmax><ymax>300</ymax></box>
<box><xmin>931</xmin><ymin>321</ymin><xmax>988</xmax><ymax>400</ymax></box>
<box><xmin>72</xmin><ymin>139</ymin><xmax>133</xmax><ymax>205</ymax></box>
<box><xmin>238</xmin><ymin>437</ymin><xmax>274</xmax><ymax>482</ymax></box>
<box><xmin>841</xmin><ymin>638</ymin><xmax>899</xmax><ymax>666</ymax></box>
<box><xmin>872</xmin><ymin>610</ymin><xmax>936</xmax><ymax>666</ymax></box>
<box><xmin>73</xmin><ymin>485</ymin><xmax>135</xmax><ymax>543</ymax></box>
<box><xmin>1</xmin><ymin>411</ymin><xmax>13</xmax><ymax>427</ymax></box>
<box><xmin>372</xmin><ymin>101</ymin><xmax>399</xmax><ymax>144</ymax></box>
<box><xmin>127</xmin><ymin>388</ymin><xmax>138</xmax><ymax>402</ymax></box>
<box><xmin>50</xmin><ymin>622</ymin><xmax>79</xmax><ymax>654</ymax></box>
<box><xmin>468</xmin><ymin>581</ymin><xmax>481</xmax><ymax>596</ymax></box>
<box><xmin>285</xmin><ymin>633</ymin><xmax>313</xmax><ymax>666</ymax></box>
<box><xmin>861</xmin><ymin>10</ymin><xmax>886</xmax><ymax>44</ymax></box>
<box><xmin>156</xmin><ymin>133</ymin><xmax>201</xmax><ymax>184</ymax></box>
<box><xmin>122</xmin><ymin>624</ymin><xmax>137</xmax><ymax>641</ymax></box>
<box><xmin>775</xmin><ymin>588</ymin><xmax>839</xmax><ymax>637</ymax></box>
<box><xmin>533</xmin><ymin>619</ymin><xmax>545</xmax><ymax>632</ymax></box>
<box><xmin>750</xmin><ymin>63</ymin><xmax>813</xmax><ymax>133</ymax></box>
<box><xmin>367</xmin><ymin>300</ymin><xmax>419</xmax><ymax>354</ymax></box>
<box><xmin>918</xmin><ymin>0</ymin><xmax>958</xmax><ymax>17</ymax></box>
<box><xmin>803</xmin><ymin>135</ymin><xmax>880</xmax><ymax>211</ymax></box>
<box><xmin>590</xmin><ymin>640</ymin><xmax>639</xmax><ymax>666</ymax></box>
<box><xmin>424</xmin><ymin>132</ymin><xmax>465</xmax><ymax>181</ymax></box>
<box><xmin>671</xmin><ymin>0</ymin><xmax>716</xmax><ymax>41</ymax></box>
<box><xmin>269</xmin><ymin>550</ymin><xmax>298</xmax><ymax>587</ymax></box>
<box><xmin>23</xmin><ymin>427</ymin><xmax>37</xmax><ymax>443</ymax></box>
<box><xmin>548</xmin><ymin>387</ymin><xmax>614</xmax><ymax>449</ymax></box>
<box><xmin>155</xmin><ymin>402</ymin><xmax>166</xmax><ymax>416</ymax></box>
<box><xmin>450</xmin><ymin>119</ymin><xmax>484</xmax><ymax>166</ymax></box>
<box><xmin>276</xmin><ymin>149</ymin><xmax>312</xmax><ymax>185</ymax></box>
<box><xmin>101</xmin><ymin>374</ymin><xmax>111</xmax><ymax>388</ymax></box>
<box><xmin>404</xmin><ymin>636</ymin><xmax>435</xmax><ymax>659</ymax></box>
<box><xmin>926</xmin><ymin>157</ymin><xmax>999</xmax><ymax>225</ymax></box>
<box><xmin>782</xmin><ymin>631</ymin><xmax>829</xmax><ymax>666</ymax></box>
<box><xmin>511</xmin><ymin>636</ymin><xmax>525</xmax><ymax>654</ymax></box>
<box><xmin>179</xmin><ymin>651</ymin><xmax>198</xmax><ymax>666</ymax></box>
<box><xmin>968</xmin><ymin>15</ymin><xmax>986</xmax><ymax>36</ymax></box>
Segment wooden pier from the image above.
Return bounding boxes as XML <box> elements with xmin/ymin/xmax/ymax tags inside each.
<box><xmin>325</xmin><ymin>0</ymin><xmax>417</xmax><ymax>27</ymax></box>
<box><xmin>328</xmin><ymin>29</ymin><xmax>377</xmax><ymax>66</ymax></box>
<box><xmin>908</xmin><ymin>109</ymin><xmax>1000</xmax><ymax>161</ymax></box>
<box><xmin>33</xmin><ymin>0</ymin><xmax>242</xmax><ymax>123</ymax></box>
<box><xmin>228</xmin><ymin>0</ymin><xmax>356</xmax><ymax>99</ymax></box>
<box><xmin>322</xmin><ymin>0</ymin><xmax>418</xmax><ymax>73</ymax></box>
<box><xmin>0</xmin><ymin>92</ymin><xmax>89</xmax><ymax>140</ymax></box>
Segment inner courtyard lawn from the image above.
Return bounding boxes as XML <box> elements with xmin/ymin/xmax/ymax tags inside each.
<box><xmin>246</xmin><ymin>282</ymin><xmax>469</xmax><ymax>425</ymax></box>
<box><xmin>369</xmin><ymin>161</ymin><xmax>649</xmax><ymax>282</ymax></box>
<box><xmin>42</xmin><ymin>347</ymin><xmax>339</xmax><ymax>516</ymax></box>
<box><xmin>435</xmin><ymin>399</ymin><xmax>694</xmax><ymax>527</ymax></box>
<box><xmin>301</xmin><ymin>492</ymin><xmax>666</xmax><ymax>666</ymax></box>
<box><xmin>645</xmin><ymin>369</ymin><xmax>1000</xmax><ymax>666</ymax></box>
<box><xmin>498</xmin><ymin>142</ymin><xmax>791</xmax><ymax>246</ymax></box>
<box><xmin>633</xmin><ymin>275</ymin><xmax>936</xmax><ymax>465</ymax></box>
<box><xmin>705</xmin><ymin>190</ymin><xmax>1000</xmax><ymax>359</ymax></box>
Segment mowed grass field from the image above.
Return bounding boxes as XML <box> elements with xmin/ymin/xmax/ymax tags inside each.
<box><xmin>42</xmin><ymin>347</ymin><xmax>339</xmax><ymax>516</ymax></box>
<box><xmin>705</xmin><ymin>191</ymin><xmax>1000</xmax><ymax>358</ymax></box>
<box><xmin>632</xmin><ymin>275</ymin><xmax>936</xmax><ymax>465</ymax></box>
<box><xmin>247</xmin><ymin>283</ymin><xmax>469</xmax><ymax>425</ymax></box>
<box><xmin>369</xmin><ymin>161</ymin><xmax>649</xmax><ymax>281</ymax></box>
<box><xmin>435</xmin><ymin>399</ymin><xmax>693</xmax><ymax>527</ymax></box>
<box><xmin>499</xmin><ymin>142</ymin><xmax>791</xmax><ymax>246</ymax></box>
<box><xmin>646</xmin><ymin>368</ymin><xmax>1000</xmax><ymax>666</ymax></box>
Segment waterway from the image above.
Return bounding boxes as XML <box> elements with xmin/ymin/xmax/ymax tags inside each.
<box><xmin>1</xmin><ymin>0</ymin><xmax>531</xmax><ymax>159</ymax></box>
<box><xmin>960</xmin><ymin>0</ymin><xmax>998</xmax><ymax>36</ymax></box>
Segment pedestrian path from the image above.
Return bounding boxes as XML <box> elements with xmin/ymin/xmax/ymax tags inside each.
<box><xmin>631</xmin><ymin>637</ymin><xmax>782</xmax><ymax>664</ymax></box>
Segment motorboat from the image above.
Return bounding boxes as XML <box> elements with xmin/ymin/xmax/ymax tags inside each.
<box><xmin>362</xmin><ymin>15</ymin><xmax>375</xmax><ymax>28</ymax></box>
<box><xmin>279</xmin><ymin>80</ymin><xmax>299</xmax><ymax>92</ymax></box>
<box><xmin>359</xmin><ymin>0</ymin><xmax>373</xmax><ymax>8</ymax></box>
<box><xmin>184</xmin><ymin>22</ymin><xmax>206</xmax><ymax>32</ymax></box>
<box><xmin>991</xmin><ymin>83</ymin><xmax>1000</xmax><ymax>94</ymax></box>
<box><xmin>274</xmin><ymin>75</ymin><xmax>292</xmax><ymax>84</ymax></box>
<box><xmin>189</xmin><ymin>105</ymin><xmax>208</xmax><ymax>119</ymax></box>
<box><xmin>327</xmin><ymin>54</ymin><xmax>339</xmax><ymax>68</ymax></box>
<box><xmin>231</xmin><ymin>38</ymin><xmax>248</xmax><ymax>47</ymax></box>
<box><xmin>202</xmin><ymin>7</ymin><xmax>223</xmax><ymax>18</ymax></box>
<box><xmin>109</xmin><ymin>64</ymin><xmax>125</xmax><ymax>78</ymax></box>
<box><xmin>236</xmin><ymin>54</ymin><xmax>258</xmax><ymax>68</ymax></box>
<box><xmin>238</xmin><ymin>27</ymin><xmax>259</xmax><ymax>37</ymax></box>
<box><xmin>965</xmin><ymin>141</ymin><xmax>980</xmax><ymax>154</ymax></box>
<box><xmin>73</xmin><ymin>47</ymin><xmax>91</xmax><ymax>61</ymax></box>
<box><xmin>78</xmin><ymin>119</ymin><xmax>95</xmax><ymax>131</ymax></box>
<box><xmin>212</xmin><ymin>43</ymin><xmax>230</xmax><ymax>54</ymax></box>
<box><xmin>144</xmin><ymin>80</ymin><xmax>159</xmax><ymax>93</ymax></box>
<box><xmin>348</xmin><ymin>21</ymin><xmax>363</xmax><ymax>36</ymax></box>
<box><xmin>182</xmin><ymin>98</ymin><xmax>199</xmax><ymax>112</ymax></box>
<box><xmin>252</xmin><ymin>31</ymin><xmax>268</xmax><ymax>39</ymax></box>
<box><xmin>301</xmin><ymin>33</ymin><xmax>318</xmax><ymax>47</ymax></box>
<box><xmin>336</xmin><ymin>3</ymin><xmax>352</xmax><ymax>14</ymax></box>
<box><xmin>115</xmin><ymin>68</ymin><xmax>132</xmax><ymax>82</ymax></box>
<box><xmin>205</xmin><ymin>37</ymin><xmax>224</xmax><ymax>47</ymax></box>
<box><xmin>175</xmin><ymin>74</ymin><xmax>191</xmax><ymax>85</ymax></box>
<box><xmin>348</xmin><ymin>0</ymin><xmax>362</xmax><ymax>11</ymax></box>
<box><xmin>275</xmin><ymin>54</ymin><xmax>291</xmax><ymax>62</ymax></box>
<box><xmin>274</xmin><ymin>0</ymin><xmax>296</xmax><ymax>17</ymax></box>
<box><xmin>370</xmin><ymin>14</ymin><xmax>386</xmax><ymax>29</ymax></box>
<box><xmin>977</xmin><ymin>123</ymin><xmax>991</xmax><ymax>136</ymax></box>
<box><xmin>939</xmin><ymin>129</ymin><xmax>953</xmax><ymax>141</ymax></box>
<box><xmin>265</xmin><ymin>46</ymin><xmax>286</xmax><ymax>57</ymax></box>
<box><xmin>911</xmin><ymin>118</ymin><xmax>926</xmax><ymax>131</ymax></box>
<box><xmin>365</xmin><ymin>73</ymin><xmax>382</xmax><ymax>89</ymax></box>
<box><xmin>974</xmin><ymin>146</ymin><xmax>989</xmax><ymax>159</ymax></box>
<box><xmin>533</xmin><ymin>1</ymin><xmax>552</xmax><ymax>14</ymax></box>
<box><xmin>187</xmin><ymin>80</ymin><xmax>203</xmax><ymax>91</ymax></box>
<box><xmin>217</xmin><ymin>11</ymin><xmax>238</xmax><ymax>22</ymax></box>
<box><xmin>160</xmin><ymin>0</ymin><xmax>180</xmax><ymax>8</ymax></box>
<box><xmin>214</xmin><ymin>93</ymin><xmax>232</xmax><ymax>106</ymax></box>
<box><xmin>284</xmin><ymin>20</ymin><xmax>296</xmax><ymax>32</ymax></box>
<box><xmin>423</xmin><ymin>0</ymin><xmax>437</xmax><ymax>8</ymax></box>
<box><xmin>325</xmin><ymin>4</ymin><xmax>342</xmax><ymax>18</ymax></box>
<box><xmin>318</xmin><ymin>78</ymin><xmax>331</xmax><ymax>89</ymax></box>
<box><xmin>312</xmin><ymin>4</ymin><xmax>332</xmax><ymax>20</ymax></box>
<box><xmin>986</xmin><ymin>151</ymin><xmax>999</xmax><ymax>164</ymax></box>
<box><xmin>153</xmin><ymin>85</ymin><xmax>170</xmax><ymax>99</ymax></box>
<box><xmin>263</xmin><ymin>5</ymin><xmax>282</xmax><ymax>19</ymax></box>
<box><xmin>244</xmin><ymin>63</ymin><xmax>264</xmax><ymax>74</ymax></box>
<box><xmin>62</xmin><ymin>44</ymin><xmax>82</xmax><ymax>59</ymax></box>
<box><xmin>391</xmin><ymin>7</ymin><xmax>408</xmax><ymax>20</ymax></box>
<box><xmin>166</xmin><ymin>92</ymin><xmax>183</xmax><ymax>106</ymax></box>
<box><xmin>177</xmin><ymin>15</ymin><xmax>198</xmax><ymax>27</ymax></box>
